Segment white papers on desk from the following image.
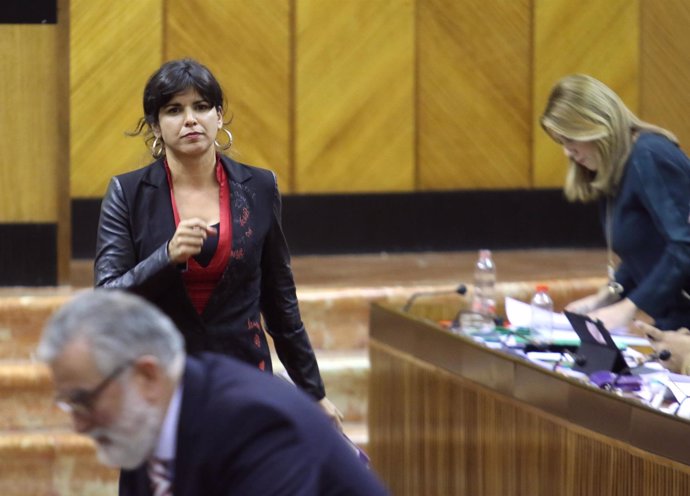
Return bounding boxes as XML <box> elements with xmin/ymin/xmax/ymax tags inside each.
<box><xmin>650</xmin><ymin>372</ymin><xmax>690</xmax><ymax>404</ymax></box>
<box><xmin>505</xmin><ymin>296</ymin><xmax>571</xmax><ymax>330</ymax></box>
<box><xmin>504</xmin><ymin>297</ymin><xmax>650</xmax><ymax>348</ymax></box>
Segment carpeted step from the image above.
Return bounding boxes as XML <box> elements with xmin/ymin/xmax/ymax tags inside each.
<box><xmin>0</xmin><ymin>296</ymin><xmax>70</xmax><ymax>360</ymax></box>
<box><xmin>273</xmin><ymin>349</ymin><xmax>369</xmax><ymax>424</ymax></box>
<box><xmin>0</xmin><ymin>351</ymin><xmax>370</xmax><ymax>429</ymax></box>
<box><xmin>0</xmin><ymin>431</ymin><xmax>118</xmax><ymax>496</ymax></box>
<box><xmin>0</xmin><ymin>361</ymin><xmax>68</xmax><ymax>431</ymax></box>
<box><xmin>0</xmin><ymin>278</ymin><xmax>606</xmax><ymax>359</ymax></box>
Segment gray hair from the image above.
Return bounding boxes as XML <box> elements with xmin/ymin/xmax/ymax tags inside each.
<box><xmin>37</xmin><ymin>289</ymin><xmax>185</xmax><ymax>377</ymax></box>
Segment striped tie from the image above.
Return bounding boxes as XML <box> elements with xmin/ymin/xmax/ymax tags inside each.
<box><xmin>148</xmin><ymin>457</ymin><xmax>173</xmax><ymax>496</ymax></box>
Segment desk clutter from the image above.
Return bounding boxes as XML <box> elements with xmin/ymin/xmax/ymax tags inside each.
<box><xmin>440</xmin><ymin>295</ymin><xmax>690</xmax><ymax>420</ymax></box>
<box><xmin>400</xmin><ymin>249</ymin><xmax>690</xmax><ymax>420</ymax></box>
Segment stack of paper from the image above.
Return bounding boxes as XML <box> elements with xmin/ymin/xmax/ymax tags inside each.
<box><xmin>504</xmin><ymin>297</ymin><xmax>649</xmax><ymax>348</ymax></box>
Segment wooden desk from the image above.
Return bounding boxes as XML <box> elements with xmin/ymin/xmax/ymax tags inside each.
<box><xmin>368</xmin><ymin>303</ymin><xmax>690</xmax><ymax>496</ymax></box>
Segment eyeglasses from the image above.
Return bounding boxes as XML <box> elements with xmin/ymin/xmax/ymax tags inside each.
<box><xmin>55</xmin><ymin>360</ymin><xmax>133</xmax><ymax>416</ymax></box>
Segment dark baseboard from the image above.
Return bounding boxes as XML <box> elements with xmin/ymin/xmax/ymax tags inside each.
<box><xmin>72</xmin><ymin>189</ymin><xmax>604</xmax><ymax>259</ymax></box>
<box><xmin>1</xmin><ymin>0</ymin><xmax>57</xmax><ymax>23</ymax></box>
<box><xmin>282</xmin><ymin>189</ymin><xmax>605</xmax><ymax>254</ymax></box>
<box><xmin>72</xmin><ymin>199</ymin><xmax>102</xmax><ymax>259</ymax></box>
<box><xmin>0</xmin><ymin>223</ymin><xmax>57</xmax><ymax>286</ymax></box>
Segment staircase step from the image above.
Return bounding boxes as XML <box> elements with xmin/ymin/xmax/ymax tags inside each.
<box><xmin>0</xmin><ymin>296</ymin><xmax>70</xmax><ymax>360</ymax></box>
<box><xmin>0</xmin><ymin>278</ymin><xmax>606</xmax><ymax>358</ymax></box>
<box><xmin>343</xmin><ymin>421</ymin><xmax>368</xmax><ymax>447</ymax></box>
<box><xmin>0</xmin><ymin>361</ymin><xmax>70</xmax><ymax>431</ymax></box>
<box><xmin>273</xmin><ymin>350</ymin><xmax>369</xmax><ymax>423</ymax></box>
<box><xmin>317</xmin><ymin>351</ymin><xmax>369</xmax><ymax>423</ymax></box>
<box><xmin>0</xmin><ymin>430</ymin><xmax>118</xmax><ymax>496</ymax></box>
<box><xmin>0</xmin><ymin>362</ymin><xmax>368</xmax><ymax>491</ymax></box>
<box><xmin>0</xmin><ymin>354</ymin><xmax>370</xmax><ymax>426</ymax></box>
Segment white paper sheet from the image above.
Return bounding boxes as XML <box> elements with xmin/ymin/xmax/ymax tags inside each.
<box><xmin>650</xmin><ymin>372</ymin><xmax>690</xmax><ymax>403</ymax></box>
<box><xmin>504</xmin><ymin>296</ymin><xmax>649</xmax><ymax>347</ymax></box>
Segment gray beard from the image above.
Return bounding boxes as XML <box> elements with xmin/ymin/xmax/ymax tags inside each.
<box><xmin>89</xmin><ymin>384</ymin><xmax>164</xmax><ymax>470</ymax></box>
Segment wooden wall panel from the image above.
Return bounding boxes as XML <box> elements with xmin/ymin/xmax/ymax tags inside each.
<box><xmin>640</xmin><ymin>1</ymin><xmax>690</xmax><ymax>151</ymax></box>
<box><xmin>532</xmin><ymin>0</ymin><xmax>639</xmax><ymax>188</ymax></box>
<box><xmin>0</xmin><ymin>25</ymin><xmax>63</xmax><ymax>221</ymax></box>
<box><xmin>417</xmin><ymin>0</ymin><xmax>531</xmax><ymax>191</ymax></box>
<box><xmin>295</xmin><ymin>0</ymin><xmax>415</xmax><ymax>193</ymax></box>
<box><xmin>166</xmin><ymin>0</ymin><xmax>291</xmax><ymax>190</ymax></box>
<box><xmin>70</xmin><ymin>0</ymin><xmax>163</xmax><ymax>198</ymax></box>
<box><xmin>65</xmin><ymin>1</ymin><xmax>690</xmax><ymax>204</ymax></box>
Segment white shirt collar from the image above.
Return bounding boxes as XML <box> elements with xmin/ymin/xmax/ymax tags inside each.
<box><xmin>152</xmin><ymin>382</ymin><xmax>183</xmax><ymax>461</ymax></box>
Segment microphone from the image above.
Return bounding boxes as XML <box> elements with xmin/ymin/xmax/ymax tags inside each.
<box><xmin>402</xmin><ymin>284</ymin><xmax>467</xmax><ymax>312</ymax></box>
<box><xmin>653</xmin><ymin>349</ymin><xmax>672</xmax><ymax>361</ymax></box>
<box><xmin>632</xmin><ymin>349</ymin><xmax>671</xmax><ymax>367</ymax></box>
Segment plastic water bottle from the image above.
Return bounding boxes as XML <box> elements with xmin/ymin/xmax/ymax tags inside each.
<box><xmin>530</xmin><ymin>284</ymin><xmax>553</xmax><ymax>345</ymax></box>
<box><xmin>470</xmin><ymin>249</ymin><xmax>496</xmax><ymax>332</ymax></box>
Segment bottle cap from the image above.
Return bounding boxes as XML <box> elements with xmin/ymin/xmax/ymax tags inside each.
<box><xmin>536</xmin><ymin>284</ymin><xmax>549</xmax><ymax>292</ymax></box>
<box><xmin>479</xmin><ymin>249</ymin><xmax>491</xmax><ymax>258</ymax></box>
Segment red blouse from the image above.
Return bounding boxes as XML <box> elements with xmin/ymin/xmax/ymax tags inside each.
<box><xmin>165</xmin><ymin>158</ymin><xmax>232</xmax><ymax>314</ymax></box>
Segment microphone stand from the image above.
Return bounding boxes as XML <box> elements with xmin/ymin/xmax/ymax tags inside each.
<box><xmin>402</xmin><ymin>284</ymin><xmax>467</xmax><ymax>313</ymax></box>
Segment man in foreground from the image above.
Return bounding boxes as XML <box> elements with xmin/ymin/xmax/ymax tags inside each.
<box><xmin>37</xmin><ymin>289</ymin><xmax>388</xmax><ymax>495</ymax></box>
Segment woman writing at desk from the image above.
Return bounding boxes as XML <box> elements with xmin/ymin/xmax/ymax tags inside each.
<box><xmin>541</xmin><ymin>74</ymin><xmax>690</xmax><ymax>332</ymax></box>
<box><xmin>94</xmin><ymin>58</ymin><xmax>342</xmax><ymax>428</ymax></box>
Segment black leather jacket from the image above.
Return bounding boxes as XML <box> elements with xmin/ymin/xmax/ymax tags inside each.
<box><xmin>95</xmin><ymin>156</ymin><xmax>325</xmax><ymax>400</ymax></box>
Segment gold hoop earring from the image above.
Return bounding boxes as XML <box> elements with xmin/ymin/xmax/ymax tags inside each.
<box><xmin>151</xmin><ymin>137</ymin><xmax>165</xmax><ymax>158</ymax></box>
<box><xmin>214</xmin><ymin>128</ymin><xmax>233</xmax><ymax>151</ymax></box>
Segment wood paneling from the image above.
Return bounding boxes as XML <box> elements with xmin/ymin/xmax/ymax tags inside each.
<box><xmin>369</xmin><ymin>305</ymin><xmax>690</xmax><ymax>495</ymax></box>
<box><xmin>166</xmin><ymin>0</ymin><xmax>292</xmax><ymax>190</ymax></box>
<box><xmin>417</xmin><ymin>0</ymin><xmax>531</xmax><ymax>191</ymax></box>
<box><xmin>532</xmin><ymin>0</ymin><xmax>640</xmax><ymax>188</ymax></box>
<box><xmin>70</xmin><ymin>0</ymin><xmax>163</xmax><ymax>198</ymax></box>
<box><xmin>295</xmin><ymin>0</ymin><xmax>414</xmax><ymax>193</ymax></box>
<box><xmin>0</xmin><ymin>25</ymin><xmax>63</xmax><ymax>221</ymax></box>
<box><xmin>62</xmin><ymin>0</ymin><xmax>690</xmax><ymax>199</ymax></box>
<box><xmin>0</xmin><ymin>0</ymin><xmax>69</xmax><ymax>283</ymax></box>
<box><xmin>57</xmin><ymin>0</ymin><xmax>71</xmax><ymax>283</ymax></box>
<box><xmin>640</xmin><ymin>1</ymin><xmax>690</xmax><ymax>150</ymax></box>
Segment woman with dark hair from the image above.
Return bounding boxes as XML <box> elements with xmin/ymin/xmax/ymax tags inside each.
<box><xmin>95</xmin><ymin>58</ymin><xmax>343</xmax><ymax>427</ymax></box>
<box><xmin>541</xmin><ymin>74</ymin><xmax>690</xmax><ymax>332</ymax></box>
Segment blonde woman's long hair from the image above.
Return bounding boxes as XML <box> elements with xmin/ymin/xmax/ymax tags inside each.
<box><xmin>540</xmin><ymin>74</ymin><xmax>677</xmax><ymax>202</ymax></box>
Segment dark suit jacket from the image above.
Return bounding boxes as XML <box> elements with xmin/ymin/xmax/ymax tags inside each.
<box><xmin>607</xmin><ymin>133</ymin><xmax>690</xmax><ymax>329</ymax></box>
<box><xmin>119</xmin><ymin>354</ymin><xmax>388</xmax><ymax>496</ymax></box>
<box><xmin>95</xmin><ymin>156</ymin><xmax>324</xmax><ymax>399</ymax></box>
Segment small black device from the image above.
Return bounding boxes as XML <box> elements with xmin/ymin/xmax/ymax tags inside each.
<box><xmin>563</xmin><ymin>311</ymin><xmax>628</xmax><ymax>374</ymax></box>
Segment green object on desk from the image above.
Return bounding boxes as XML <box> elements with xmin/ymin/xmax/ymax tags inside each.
<box><xmin>492</xmin><ymin>326</ymin><xmax>584</xmax><ymax>347</ymax></box>
<box><xmin>496</xmin><ymin>326</ymin><xmax>630</xmax><ymax>350</ymax></box>
<box><xmin>473</xmin><ymin>326</ymin><xmax>531</xmax><ymax>344</ymax></box>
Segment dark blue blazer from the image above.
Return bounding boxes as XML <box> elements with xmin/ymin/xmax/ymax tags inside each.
<box><xmin>118</xmin><ymin>353</ymin><xmax>388</xmax><ymax>496</ymax></box>
<box><xmin>95</xmin><ymin>156</ymin><xmax>324</xmax><ymax>399</ymax></box>
<box><xmin>608</xmin><ymin>133</ymin><xmax>690</xmax><ymax>329</ymax></box>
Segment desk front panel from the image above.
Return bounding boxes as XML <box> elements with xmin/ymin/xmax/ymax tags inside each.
<box><xmin>368</xmin><ymin>303</ymin><xmax>690</xmax><ymax>496</ymax></box>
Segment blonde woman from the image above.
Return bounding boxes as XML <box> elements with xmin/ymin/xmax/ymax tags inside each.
<box><xmin>541</xmin><ymin>74</ymin><xmax>690</xmax><ymax>331</ymax></box>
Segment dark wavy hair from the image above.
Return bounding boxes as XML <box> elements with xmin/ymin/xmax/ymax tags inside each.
<box><xmin>129</xmin><ymin>58</ymin><xmax>229</xmax><ymax>153</ymax></box>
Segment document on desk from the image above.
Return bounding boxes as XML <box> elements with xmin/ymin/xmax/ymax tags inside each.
<box><xmin>504</xmin><ymin>297</ymin><xmax>649</xmax><ymax>348</ymax></box>
<box><xmin>651</xmin><ymin>372</ymin><xmax>690</xmax><ymax>404</ymax></box>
